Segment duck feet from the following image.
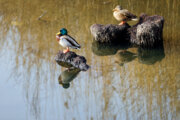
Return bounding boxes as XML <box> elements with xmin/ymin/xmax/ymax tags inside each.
<box><xmin>119</xmin><ymin>21</ymin><xmax>126</xmax><ymax>25</ymax></box>
<box><xmin>63</xmin><ymin>47</ymin><xmax>70</xmax><ymax>53</ymax></box>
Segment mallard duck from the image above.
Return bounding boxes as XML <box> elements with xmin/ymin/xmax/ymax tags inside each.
<box><xmin>113</xmin><ymin>5</ymin><xmax>138</xmax><ymax>25</ymax></box>
<box><xmin>56</xmin><ymin>28</ymin><xmax>81</xmax><ymax>53</ymax></box>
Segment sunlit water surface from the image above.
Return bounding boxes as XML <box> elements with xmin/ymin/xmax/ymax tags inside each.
<box><xmin>0</xmin><ymin>0</ymin><xmax>180</xmax><ymax>120</ymax></box>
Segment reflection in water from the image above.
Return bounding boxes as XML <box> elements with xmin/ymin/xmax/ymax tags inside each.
<box><xmin>115</xmin><ymin>50</ymin><xmax>137</xmax><ymax>66</ymax></box>
<box><xmin>138</xmin><ymin>47</ymin><xmax>165</xmax><ymax>65</ymax></box>
<box><xmin>94</xmin><ymin>43</ymin><xmax>165</xmax><ymax>66</ymax></box>
<box><xmin>58</xmin><ymin>68</ymin><xmax>80</xmax><ymax>89</ymax></box>
<box><xmin>91</xmin><ymin>41</ymin><xmax>129</xmax><ymax>56</ymax></box>
<box><xmin>115</xmin><ymin>46</ymin><xmax>165</xmax><ymax>66</ymax></box>
<box><xmin>115</xmin><ymin>48</ymin><xmax>165</xmax><ymax>66</ymax></box>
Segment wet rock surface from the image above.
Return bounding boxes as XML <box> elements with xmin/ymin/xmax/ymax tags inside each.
<box><xmin>90</xmin><ymin>23</ymin><xmax>130</xmax><ymax>44</ymax></box>
<box><xmin>55</xmin><ymin>51</ymin><xmax>90</xmax><ymax>71</ymax></box>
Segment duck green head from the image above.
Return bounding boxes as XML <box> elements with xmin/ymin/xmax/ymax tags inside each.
<box><xmin>60</xmin><ymin>28</ymin><xmax>68</xmax><ymax>35</ymax></box>
<box><xmin>56</xmin><ymin>28</ymin><xmax>68</xmax><ymax>36</ymax></box>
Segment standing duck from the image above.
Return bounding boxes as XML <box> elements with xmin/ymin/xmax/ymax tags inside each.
<box><xmin>113</xmin><ymin>5</ymin><xmax>138</xmax><ymax>25</ymax></box>
<box><xmin>56</xmin><ymin>28</ymin><xmax>81</xmax><ymax>53</ymax></box>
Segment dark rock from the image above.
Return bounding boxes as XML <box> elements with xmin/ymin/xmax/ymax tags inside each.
<box><xmin>90</xmin><ymin>14</ymin><xmax>164</xmax><ymax>48</ymax></box>
<box><xmin>55</xmin><ymin>51</ymin><xmax>90</xmax><ymax>71</ymax></box>
<box><xmin>90</xmin><ymin>23</ymin><xmax>130</xmax><ymax>44</ymax></box>
<box><xmin>130</xmin><ymin>14</ymin><xmax>164</xmax><ymax>47</ymax></box>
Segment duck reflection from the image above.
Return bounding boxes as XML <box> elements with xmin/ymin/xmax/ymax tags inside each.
<box><xmin>113</xmin><ymin>45</ymin><xmax>165</xmax><ymax>66</ymax></box>
<box><xmin>137</xmin><ymin>47</ymin><xmax>165</xmax><ymax>65</ymax></box>
<box><xmin>58</xmin><ymin>68</ymin><xmax>81</xmax><ymax>89</ymax></box>
<box><xmin>115</xmin><ymin>50</ymin><xmax>137</xmax><ymax>66</ymax></box>
<box><xmin>115</xmin><ymin>47</ymin><xmax>165</xmax><ymax>66</ymax></box>
<box><xmin>91</xmin><ymin>41</ymin><xmax>129</xmax><ymax>56</ymax></box>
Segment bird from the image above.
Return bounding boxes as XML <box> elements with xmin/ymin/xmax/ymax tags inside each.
<box><xmin>113</xmin><ymin>5</ymin><xmax>138</xmax><ymax>25</ymax></box>
<box><xmin>56</xmin><ymin>28</ymin><xmax>81</xmax><ymax>53</ymax></box>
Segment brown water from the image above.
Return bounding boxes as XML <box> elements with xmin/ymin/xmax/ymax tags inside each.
<box><xmin>0</xmin><ymin>0</ymin><xmax>180</xmax><ymax>120</ymax></box>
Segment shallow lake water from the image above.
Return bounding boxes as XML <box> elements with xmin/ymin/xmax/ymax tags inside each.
<box><xmin>0</xmin><ymin>0</ymin><xmax>180</xmax><ymax>120</ymax></box>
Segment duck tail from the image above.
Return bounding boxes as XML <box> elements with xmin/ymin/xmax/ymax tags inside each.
<box><xmin>78</xmin><ymin>46</ymin><xmax>81</xmax><ymax>49</ymax></box>
<box><xmin>76</xmin><ymin>46</ymin><xmax>81</xmax><ymax>49</ymax></box>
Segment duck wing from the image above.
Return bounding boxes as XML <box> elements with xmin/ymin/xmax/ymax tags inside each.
<box><xmin>61</xmin><ymin>35</ymin><xmax>81</xmax><ymax>49</ymax></box>
<box><xmin>121</xmin><ymin>9</ymin><xmax>137</xmax><ymax>20</ymax></box>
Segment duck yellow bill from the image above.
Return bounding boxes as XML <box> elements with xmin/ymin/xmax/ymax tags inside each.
<box><xmin>56</xmin><ymin>32</ymin><xmax>61</xmax><ymax>35</ymax></box>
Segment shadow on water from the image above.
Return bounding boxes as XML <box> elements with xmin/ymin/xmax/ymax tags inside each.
<box><xmin>58</xmin><ymin>68</ymin><xmax>81</xmax><ymax>89</ymax></box>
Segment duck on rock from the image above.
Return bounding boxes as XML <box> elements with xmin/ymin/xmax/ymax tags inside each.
<box><xmin>113</xmin><ymin>5</ymin><xmax>138</xmax><ymax>25</ymax></box>
<box><xmin>56</xmin><ymin>28</ymin><xmax>81</xmax><ymax>53</ymax></box>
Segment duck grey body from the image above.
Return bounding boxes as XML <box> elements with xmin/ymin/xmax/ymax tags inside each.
<box><xmin>59</xmin><ymin>35</ymin><xmax>81</xmax><ymax>49</ymax></box>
